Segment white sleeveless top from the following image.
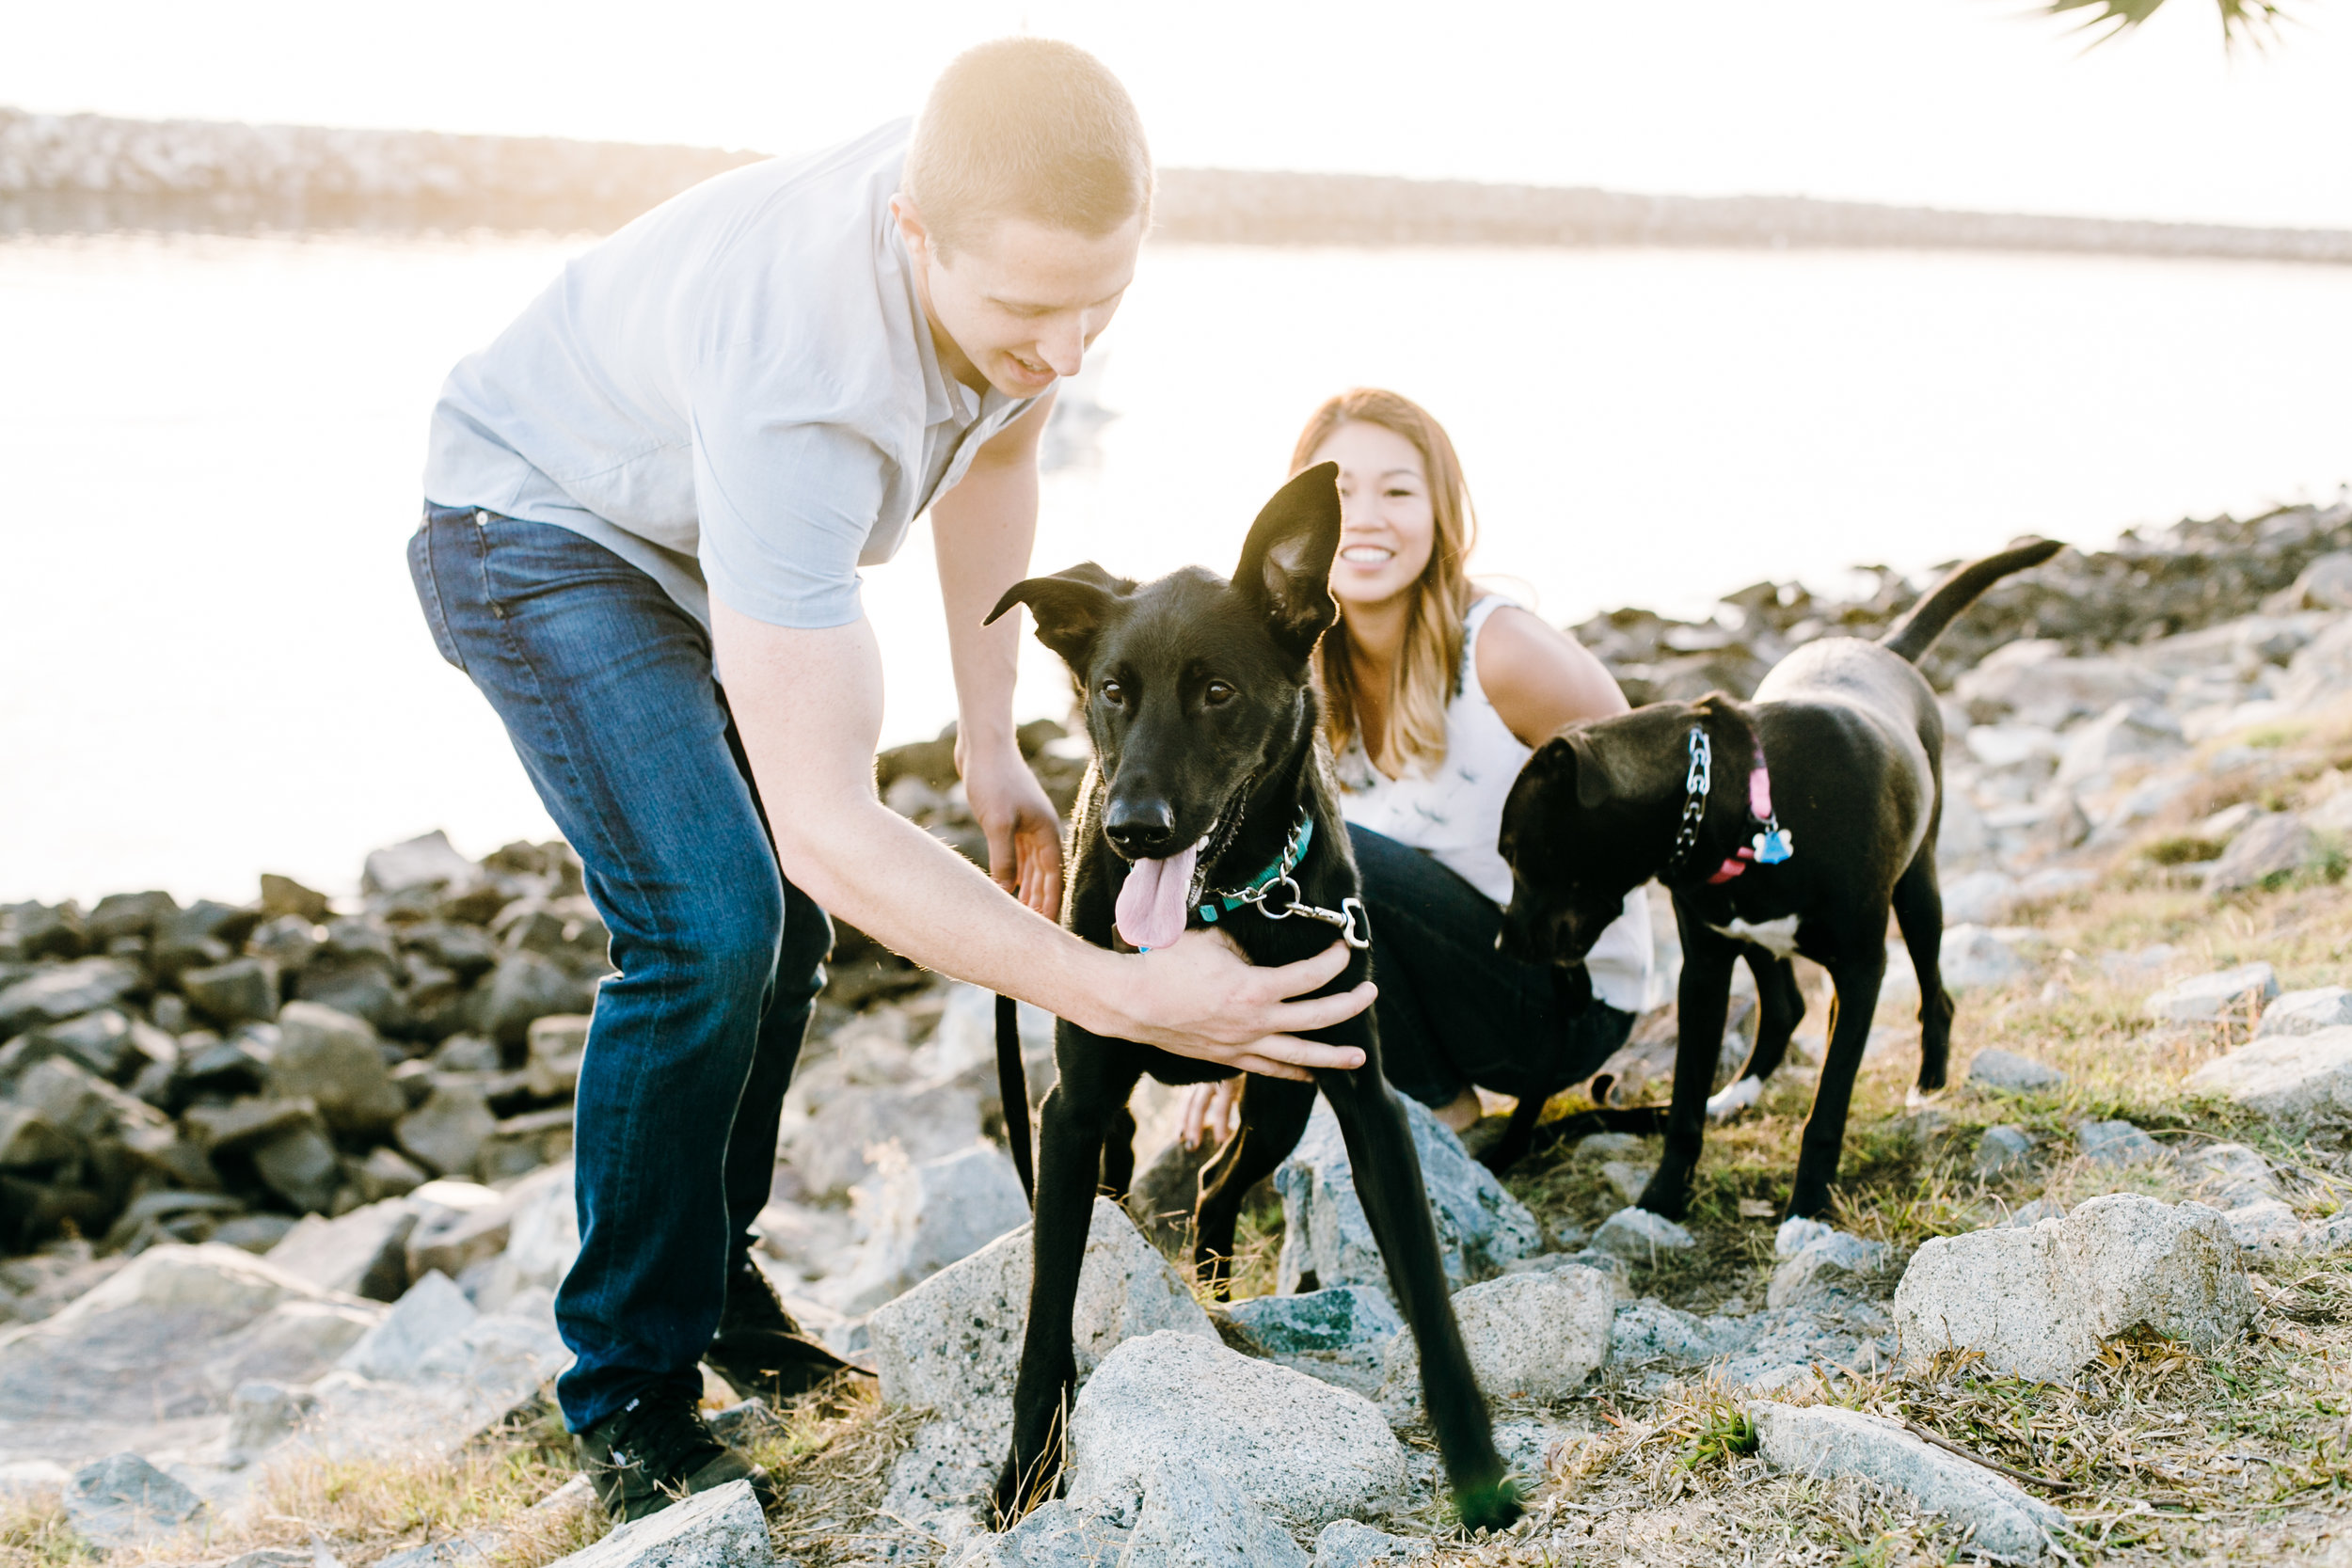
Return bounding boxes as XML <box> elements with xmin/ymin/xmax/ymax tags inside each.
<box><xmin>1335</xmin><ymin>595</ymin><xmax>1655</xmax><ymax>1014</ymax></box>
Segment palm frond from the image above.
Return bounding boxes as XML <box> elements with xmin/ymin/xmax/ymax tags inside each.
<box><xmin>2043</xmin><ymin>0</ymin><xmax>2296</xmax><ymax>46</ymax></box>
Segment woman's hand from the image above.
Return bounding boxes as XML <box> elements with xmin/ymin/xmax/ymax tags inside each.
<box><xmin>1084</xmin><ymin>927</ymin><xmax>1370</xmax><ymax>1081</ymax></box>
<box><xmin>1180</xmin><ymin>1078</ymin><xmax>1242</xmax><ymax>1149</ymax></box>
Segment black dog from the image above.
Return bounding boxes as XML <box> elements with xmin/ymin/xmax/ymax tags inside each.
<box><xmin>1495</xmin><ymin>539</ymin><xmax>2061</xmax><ymax>1222</ymax></box>
<box><xmin>984</xmin><ymin>464</ymin><xmax>1519</xmax><ymax>1529</ymax></box>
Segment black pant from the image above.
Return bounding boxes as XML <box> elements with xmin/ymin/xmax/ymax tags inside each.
<box><xmin>1348</xmin><ymin>823</ymin><xmax>1634</xmax><ymax>1110</ymax></box>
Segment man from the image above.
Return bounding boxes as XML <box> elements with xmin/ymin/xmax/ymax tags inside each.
<box><xmin>409</xmin><ymin>39</ymin><xmax>1373</xmax><ymax>1521</ymax></box>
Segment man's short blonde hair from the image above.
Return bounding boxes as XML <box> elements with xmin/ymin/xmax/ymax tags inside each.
<box><xmin>902</xmin><ymin>38</ymin><xmax>1152</xmax><ymax>257</ymax></box>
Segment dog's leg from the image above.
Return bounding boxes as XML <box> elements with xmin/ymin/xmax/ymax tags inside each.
<box><xmin>1889</xmin><ymin>852</ymin><xmax>1955</xmax><ymax>1098</ymax></box>
<box><xmin>1478</xmin><ymin>1090</ymin><xmax>1549</xmax><ymax>1175</ymax></box>
<box><xmin>1098</xmin><ymin>1102</ymin><xmax>1138</xmax><ymax>1201</ymax></box>
<box><xmin>1320</xmin><ymin>1065</ymin><xmax>1518</xmax><ymax>1530</ymax></box>
<box><xmin>1191</xmin><ymin>1075</ymin><xmax>1314</xmax><ymax>1298</ymax></box>
<box><xmin>996</xmin><ymin>1032</ymin><xmax>1142</xmax><ymax>1523</ymax></box>
<box><xmin>1786</xmin><ymin>943</ymin><xmax>1888</xmax><ymax>1220</ymax></box>
<box><xmin>1639</xmin><ymin>910</ymin><xmax>1739</xmax><ymax>1220</ymax></box>
<box><xmin>1708</xmin><ymin>953</ymin><xmax>1806</xmax><ymax>1123</ymax></box>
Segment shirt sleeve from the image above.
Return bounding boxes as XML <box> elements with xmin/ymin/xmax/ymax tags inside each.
<box><xmin>691</xmin><ymin>407</ymin><xmax>889</xmax><ymax>629</ymax></box>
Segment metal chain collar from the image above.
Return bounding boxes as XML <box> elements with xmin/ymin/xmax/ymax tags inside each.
<box><xmin>1664</xmin><ymin>726</ymin><xmax>1713</xmax><ymax>877</ymax></box>
<box><xmin>1198</xmin><ymin>810</ymin><xmax>1372</xmax><ymax>950</ymax></box>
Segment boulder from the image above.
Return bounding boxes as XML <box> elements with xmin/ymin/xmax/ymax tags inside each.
<box><xmin>2222</xmin><ymin>1199</ymin><xmax>2308</xmax><ymax>1254</ymax></box>
<box><xmin>1973</xmin><ymin>1125</ymin><xmax>2034</xmax><ymax>1178</ymax></box>
<box><xmin>1378</xmin><ymin>1267</ymin><xmax>1612</xmax><ymax>1409</ymax></box>
<box><xmin>1939</xmin><ymin>871</ymin><xmax>2018</xmax><ymax>928</ymax></box>
<box><xmin>398</xmin><ymin>1081</ymin><xmax>499</xmax><ymax>1178</ymax></box>
<box><xmin>0</xmin><ymin>1106</ymin><xmax>77</xmax><ymax>1170</ymax></box>
<box><xmin>2207</xmin><ymin>814</ymin><xmax>2319</xmax><ymax>895</ymax></box>
<box><xmin>469</xmin><ymin>1162</ymin><xmax>580</xmax><ymax>1311</ymax></box>
<box><xmin>363</xmin><ymin>832</ymin><xmax>483</xmax><ymax>897</ymax></box>
<box><xmin>2179</xmin><ymin>1143</ymin><xmax>2280</xmax><ymax>1210</ymax></box>
<box><xmin>777</xmin><ymin>1078</ymin><xmax>986</xmax><ymax>1199</ymax></box>
<box><xmin>866</xmin><ymin>1198</ymin><xmax>1215</xmax><ymax>1511</ymax></box>
<box><xmin>2075</xmin><ymin>1119</ymin><xmax>2163</xmax><ymax>1166</ymax></box>
<box><xmin>269</xmin><ymin>1002</ymin><xmax>407</xmax><ymax>1135</ymax></box>
<box><xmin>538</xmin><ymin>1477</ymin><xmax>771</xmax><ymax>1568</ymax></box>
<box><xmin>251</xmin><ymin>1114</ymin><xmax>343</xmax><ymax>1212</ymax></box>
<box><xmin>0</xmin><ymin>958</ymin><xmax>142</xmax><ymax>1037</ymax></box>
<box><xmin>1967</xmin><ymin>1050</ymin><xmax>2066</xmax><ymax>1093</ymax></box>
<box><xmin>339</xmin><ymin>1271</ymin><xmax>479</xmax><ymax>1382</ymax></box>
<box><xmin>1225</xmin><ymin>1285</ymin><xmax>1404</xmax><ymax>1397</ymax></box>
<box><xmin>2265</xmin><ymin>551</ymin><xmax>2352</xmax><ymax>612</ymax></box>
<box><xmin>260</xmin><ymin>874</ymin><xmax>334</xmax><ymax>924</ymax></box>
<box><xmin>1589</xmin><ymin>1206</ymin><xmax>1693</xmax><ymax>1262</ymax></box>
<box><xmin>820</xmin><ymin>1144</ymin><xmax>1031</xmax><ymax>1315</ymax></box>
<box><xmin>950</xmin><ymin>1498</ymin><xmax>1131</xmax><ymax>1566</ymax></box>
<box><xmin>2185</xmin><ymin>1026</ymin><xmax>2352</xmax><ymax>1117</ymax></box>
<box><xmin>1752</xmin><ymin>1402</ymin><xmax>2062</xmax><ymax>1562</ymax></box>
<box><xmin>405</xmin><ymin>1179</ymin><xmax>515</xmax><ymax>1280</ymax></box>
<box><xmin>225</xmin><ymin>1379</ymin><xmax>320</xmax><ymax>1467</ymax></box>
<box><xmin>1274</xmin><ymin>1096</ymin><xmax>1538</xmax><ymax>1298</ymax></box>
<box><xmin>1892</xmin><ymin>1195</ymin><xmax>2253</xmax><ymax>1384</ymax></box>
<box><xmin>1768</xmin><ymin>1228</ymin><xmax>1889</xmax><ymax>1309</ymax></box>
<box><xmin>63</xmin><ymin>1451</ymin><xmax>205</xmax><ymax>1550</ymax></box>
<box><xmin>2257</xmin><ymin>987</ymin><xmax>2352</xmax><ymax>1038</ymax></box>
<box><xmin>1942</xmin><ymin>926</ymin><xmax>2026</xmax><ymax>991</ymax></box>
<box><xmin>1119</xmin><ymin>1455</ymin><xmax>1312</xmax><ymax>1566</ymax></box>
<box><xmin>19</xmin><ymin>1007</ymin><xmax>137</xmax><ymax>1082</ymax></box>
<box><xmin>2055</xmin><ymin>699</ymin><xmax>2184</xmax><ymax>787</ymax></box>
<box><xmin>480</xmin><ymin>953</ymin><xmax>597</xmax><ymax>1049</ymax></box>
<box><xmin>265</xmin><ymin>1197</ymin><xmax>418</xmax><ymax>1300</ymax></box>
<box><xmin>525</xmin><ymin>1014</ymin><xmax>591</xmax><ymax>1098</ymax></box>
<box><xmin>14</xmin><ymin>1055</ymin><xmax>160</xmax><ymax>1141</ymax></box>
<box><xmin>1952</xmin><ymin>645</ymin><xmax>2158</xmax><ymax>730</ymax></box>
<box><xmin>1065</xmin><ymin>1331</ymin><xmax>1410</xmax><ymax>1532</ymax></box>
<box><xmin>1609</xmin><ymin>1297</ymin><xmax>1737</xmax><ymax>1368</ymax></box>
<box><xmin>182</xmin><ymin>958</ymin><xmax>279</xmax><ymax>1028</ymax></box>
<box><xmin>2147</xmin><ymin>962</ymin><xmax>2280</xmax><ymax>1023</ymax></box>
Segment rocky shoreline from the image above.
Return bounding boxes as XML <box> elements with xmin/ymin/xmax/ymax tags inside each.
<box><xmin>5</xmin><ymin>497</ymin><xmax>2352</xmax><ymax>1565</ymax></box>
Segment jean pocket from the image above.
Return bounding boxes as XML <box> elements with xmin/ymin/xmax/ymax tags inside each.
<box><xmin>407</xmin><ymin>523</ymin><xmax>469</xmax><ymax>673</ymax></box>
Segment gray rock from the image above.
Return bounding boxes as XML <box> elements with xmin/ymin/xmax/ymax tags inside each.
<box><xmin>480</xmin><ymin>953</ymin><xmax>597</xmax><ymax>1049</ymax></box>
<box><xmin>777</xmin><ymin>1078</ymin><xmax>987</xmax><ymax>1199</ymax></box>
<box><xmin>823</xmin><ymin>1144</ymin><xmax>1031</xmax><ymax>1314</ymax></box>
<box><xmin>2056</xmin><ymin>698</ymin><xmax>2184</xmax><ymax>787</ymax></box>
<box><xmin>2185</xmin><ymin>1025</ymin><xmax>2352</xmax><ymax>1116</ymax></box>
<box><xmin>1608</xmin><ymin>1297</ymin><xmax>1734</xmax><ymax>1368</ymax></box>
<box><xmin>867</xmin><ymin>1198</ymin><xmax>1215</xmax><ymax>1512</ymax></box>
<box><xmin>1572</xmin><ymin>1132</ymin><xmax>1647</xmax><ymax>1163</ymax></box>
<box><xmin>1274</xmin><ymin>1096</ymin><xmax>1538</xmax><ymax>1300</ymax></box>
<box><xmin>269</xmin><ymin>1002</ymin><xmax>407</xmax><ymax>1135</ymax></box>
<box><xmin>469</xmin><ymin>1162</ymin><xmax>580</xmax><ymax>1312</ymax></box>
<box><xmin>182</xmin><ymin>958</ymin><xmax>280</xmax><ymax>1028</ymax></box>
<box><xmin>1939</xmin><ymin>870</ymin><xmax>2018</xmax><ymax>927</ymax></box>
<box><xmin>251</xmin><ymin>1114</ymin><xmax>343</xmax><ymax>1212</ymax></box>
<box><xmin>63</xmin><ymin>1452</ymin><xmax>205</xmax><ymax>1549</ymax></box>
<box><xmin>406</xmin><ymin>1178</ymin><xmax>515</xmax><ymax>1280</ymax></box>
<box><xmin>364</xmin><ymin>832</ymin><xmax>484</xmax><ymax>897</ymax></box>
<box><xmin>950</xmin><ymin>1499</ymin><xmax>1129</xmax><ymax>1566</ymax></box>
<box><xmin>2147</xmin><ymin>962</ymin><xmax>2280</xmax><ymax>1023</ymax></box>
<box><xmin>2101</xmin><ymin>943</ymin><xmax>2180</xmax><ymax>983</ymax></box>
<box><xmin>215</xmin><ymin>1214</ymin><xmax>306</xmax><ymax>1253</ymax></box>
<box><xmin>1768</xmin><ymin>1229</ymin><xmax>1890</xmax><ymax>1309</ymax></box>
<box><xmin>1119</xmin><ymin>1455</ymin><xmax>1312</xmax><ymax>1566</ymax></box>
<box><xmin>0</xmin><ymin>1104</ymin><xmax>77</xmax><ymax>1168</ymax></box>
<box><xmin>2002</xmin><ymin>1198</ymin><xmax>2067</xmax><ymax>1228</ymax></box>
<box><xmin>0</xmin><ymin>958</ymin><xmax>142</xmax><ymax>1037</ymax></box>
<box><xmin>539</xmin><ymin>1477</ymin><xmax>770</xmax><ymax>1568</ymax></box>
<box><xmin>356</xmin><ymin>1144</ymin><xmax>430</xmax><ymax>1202</ymax></box>
<box><xmin>1597</xmin><ymin>1160</ymin><xmax>1656</xmax><ymax>1205</ymax></box>
<box><xmin>225</xmin><ymin>1379</ymin><xmax>316</xmax><ymax>1466</ymax></box>
<box><xmin>2222</xmin><ymin>1199</ymin><xmax>2308</xmax><ymax>1254</ymax></box>
<box><xmin>1226</xmin><ymin>1285</ymin><xmax>1403</xmax><ymax>1397</ymax></box>
<box><xmin>1974</xmin><ymin>1125</ymin><xmax>2034</xmax><ymax>1178</ymax></box>
<box><xmin>1943</xmin><ymin>926</ymin><xmax>2026</xmax><ymax>991</ymax></box>
<box><xmin>339</xmin><ymin>1271</ymin><xmax>478</xmax><ymax>1381</ymax></box>
<box><xmin>1953</xmin><ymin>645</ymin><xmax>2158</xmax><ymax>731</ymax></box>
<box><xmin>266</xmin><ymin>1197</ymin><xmax>418</xmax><ymax>1300</ymax></box>
<box><xmin>1379</xmin><ymin>1267</ymin><xmax>1612</xmax><ymax>1411</ymax></box>
<box><xmin>1589</xmin><ymin>1206</ymin><xmax>1694</xmax><ymax>1262</ymax></box>
<box><xmin>0</xmin><ymin>1461</ymin><xmax>71</xmax><ymax>1507</ymax></box>
<box><xmin>1712</xmin><ymin>1307</ymin><xmax>1895</xmax><ymax>1394</ymax></box>
<box><xmin>525</xmin><ymin>1013</ymin><xmax>591</xmax><ymax>1098</ymax></box>
<box><xmin>1892</xmin><ymin>1194</ymin><xmax>2253</xmax><ymax>1384</ymax></box>
<box><xmin>1066</xmin><ymin>1331</ymin><xmax>1410</xmax><ymax>1532</ymax></box>
<box><xmin>2179</xmin><ymin>1142</ymin><xmax>2280</xmax><ymax>1210</ymax></box>
<box><xmin>22</xmin><ymin>1007</ymin><xmax>137</xmax><ymax>1081</ymax></box>
<box><xmin>1311</xmin><ymin>1519</ymin><xmax>1428</xmax><ymax>1567</ymax></box>
<box><xmin>2257</xmin><ymin>987</ymin><xmax>2352</xmax><ymax>1038</ymax></box>
<box><xmin>1967</xmin><ymin>1050</ymin><xmax>2066</xmax><ymax>1093</ymax></box>
<box><xmin>398</xmin><ymin>1081</ymin><xmax>500</xmax><ymax>1178</ymax></box>
<box><xmin>1752</xmin><ymin>1402</ymin><xmax>2062</xmax><ymax>1562</ymax></box>
<box><xmin>2075</xmin><ymin>1119</ymin><xmax>2163</xmax><ymax>1166</ymax></box>
<box><xmin>2207</xmin><ymin>814</ymin><xmax>2318</xmax><ymax>895</ymax></box>
<box><xmin>14</xmin><ymin>1054</ymin><xmax>161</xmax><ymax>1140</ymax></box>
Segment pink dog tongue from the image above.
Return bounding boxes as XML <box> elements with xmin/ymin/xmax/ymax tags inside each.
<box><xmin>1114</xmin><ymin>843</ymin><xmax>1200</xmax><ymax>951</ymax></box>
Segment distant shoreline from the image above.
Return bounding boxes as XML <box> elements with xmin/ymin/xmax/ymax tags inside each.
<box><xmin>6</xmin><ymin>105</ymin><xmax>2349</xmax><ymax>265</ymax></box>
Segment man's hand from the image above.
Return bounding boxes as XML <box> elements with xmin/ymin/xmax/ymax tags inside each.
<box><xmin>960</xmin><ymin>736</ymin><xmax>1064</xmax><ymax>918</ymax></box>
<box><xmin>1099</xmin><ymin>927</ymin><xmax>1371</xmax><ymax>1081</ymax></box>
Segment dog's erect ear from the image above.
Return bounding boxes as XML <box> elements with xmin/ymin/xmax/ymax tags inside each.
<box><xmin>1233</xmin><ymin>462</ymin><xmax>1343</xmax><ymax>658</ymax></box>
<box><xmin>986</xmin><ymin>562</ymin><xmax>1134</xmax><ymax>671</ymax></box>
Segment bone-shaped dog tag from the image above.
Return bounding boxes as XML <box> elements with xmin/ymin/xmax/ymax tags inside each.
<box><xmin>1753</xmin><ymin>828</ymin><xmax>1794</xmax><ymax>864</ymax></box>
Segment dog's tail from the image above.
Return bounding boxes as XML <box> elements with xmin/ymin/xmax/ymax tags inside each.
<box><xmin>1879</xmin><ymin>537</ymin><xmax>2063</xmax><ymax>665</ymax></box>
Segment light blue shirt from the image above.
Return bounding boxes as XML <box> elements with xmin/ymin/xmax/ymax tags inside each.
<box><xmin>423</xmin><ymin>119</ymin><xmax>1039</xmax><ymax>629</ymax></box>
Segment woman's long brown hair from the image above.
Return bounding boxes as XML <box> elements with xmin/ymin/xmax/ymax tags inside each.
<box><xmin>1290</xmin><ymin>388</ymin><xmax>1479</xmax><ymax>777</ymax></box>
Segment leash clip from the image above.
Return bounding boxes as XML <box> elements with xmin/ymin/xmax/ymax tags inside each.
<box><xmin>1229</xmin><ymin>877</ymin><xmax>1372</xmax><ymax>950</ymax></box>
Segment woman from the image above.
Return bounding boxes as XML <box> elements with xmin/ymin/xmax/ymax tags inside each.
<box><xmin>1184</xmin><ymin>388</ymin><xmax>1652</xmax><ymax>1148</ymax></box>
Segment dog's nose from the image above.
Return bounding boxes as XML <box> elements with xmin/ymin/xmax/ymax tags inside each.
<box><xmin>1104</xmin><ymin>799</ymin><xmax>1178</xmax><ymax>859</ymax></box>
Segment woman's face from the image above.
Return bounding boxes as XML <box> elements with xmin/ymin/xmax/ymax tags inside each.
<box><xmin>1311</xmin><ymin>420</ymin><xmax>1437</xmax><ymax>613</ymax></box>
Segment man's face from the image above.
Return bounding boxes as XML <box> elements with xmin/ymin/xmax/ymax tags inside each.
<box><xmin>896</xmin><ymin>201</ymin><xmax>1142</xmax><ymax>398</ymax></box>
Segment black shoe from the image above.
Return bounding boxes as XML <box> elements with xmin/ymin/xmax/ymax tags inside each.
<box><xmin>574</xmin><ymin>1388</ymin><xmax>775</xmax><ymax>1523</ymax></box>
<box><xmin>704</xmin><ymin>1255</ymin><xmax>859</xmax><ymax>1403</ymax></box>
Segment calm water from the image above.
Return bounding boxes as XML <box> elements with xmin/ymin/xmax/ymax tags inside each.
<box><xmin>6</xmin><ymin>231</ymin><xmax>2350</xmax><ymax>903</ymax></box>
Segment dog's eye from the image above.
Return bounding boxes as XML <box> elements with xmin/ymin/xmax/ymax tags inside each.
<box><xmin>1203</xmin><ymin>680</ymin><xmax>1235</xmax><ymax>706</ymax></box>
<box><xmin>1100</xmin><ymin>679</ymin><xmax>1124</xmax><ymax>706</ymax></box>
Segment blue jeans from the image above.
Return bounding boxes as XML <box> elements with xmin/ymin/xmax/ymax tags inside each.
<box><xmin>407</xmin><ymin>505</ymin><xmax>830</xmax><ymax>1432</ymax></box>
<box><xmin>1348</xmin><ymin>824</ymin><xmax>1633</xmax><ymax>1109</ymax></box>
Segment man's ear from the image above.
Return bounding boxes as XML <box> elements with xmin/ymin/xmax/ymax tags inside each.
<box><xmin>986</xmin><ymin>562</ymin><xmax>1133</xmax><ymax>671</ymax></box>
<box><xmin>1233</xmin><ymin>462</ymin><xmax>1343</xmax><ymax>658</ymax></box>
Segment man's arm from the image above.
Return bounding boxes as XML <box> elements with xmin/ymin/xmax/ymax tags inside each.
<box><xmin>711</xmin><ymin>601</ymin><xmax>1373</xmax><ymax>1079</ymax></box>
<box><xmin>931</xmin><ymin>393</ymin><xmax>1063</xmax><ymax>916</ymax></box>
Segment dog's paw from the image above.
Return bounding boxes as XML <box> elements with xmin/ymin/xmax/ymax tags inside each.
<box><xmin>1454</xmin><ymin>1477</ymin><xmax>1523</xmax><ymax>1532</ymax></box>
<box><xmin>1706</xmin><ymin>1076</ymin><xmax>1766</xmax><ymax>1123</ymax></box>
<box><xmin>1902</xmin><ymin>1085</ymin><xmax>1946</xmax><ymax>1113</ymax></box>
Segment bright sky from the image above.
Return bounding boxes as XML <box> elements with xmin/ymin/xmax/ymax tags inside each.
<box><xmin>5</xmin><ymin>0</ymin><xmax>2350</xmax><ymax>230</ymax></box>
